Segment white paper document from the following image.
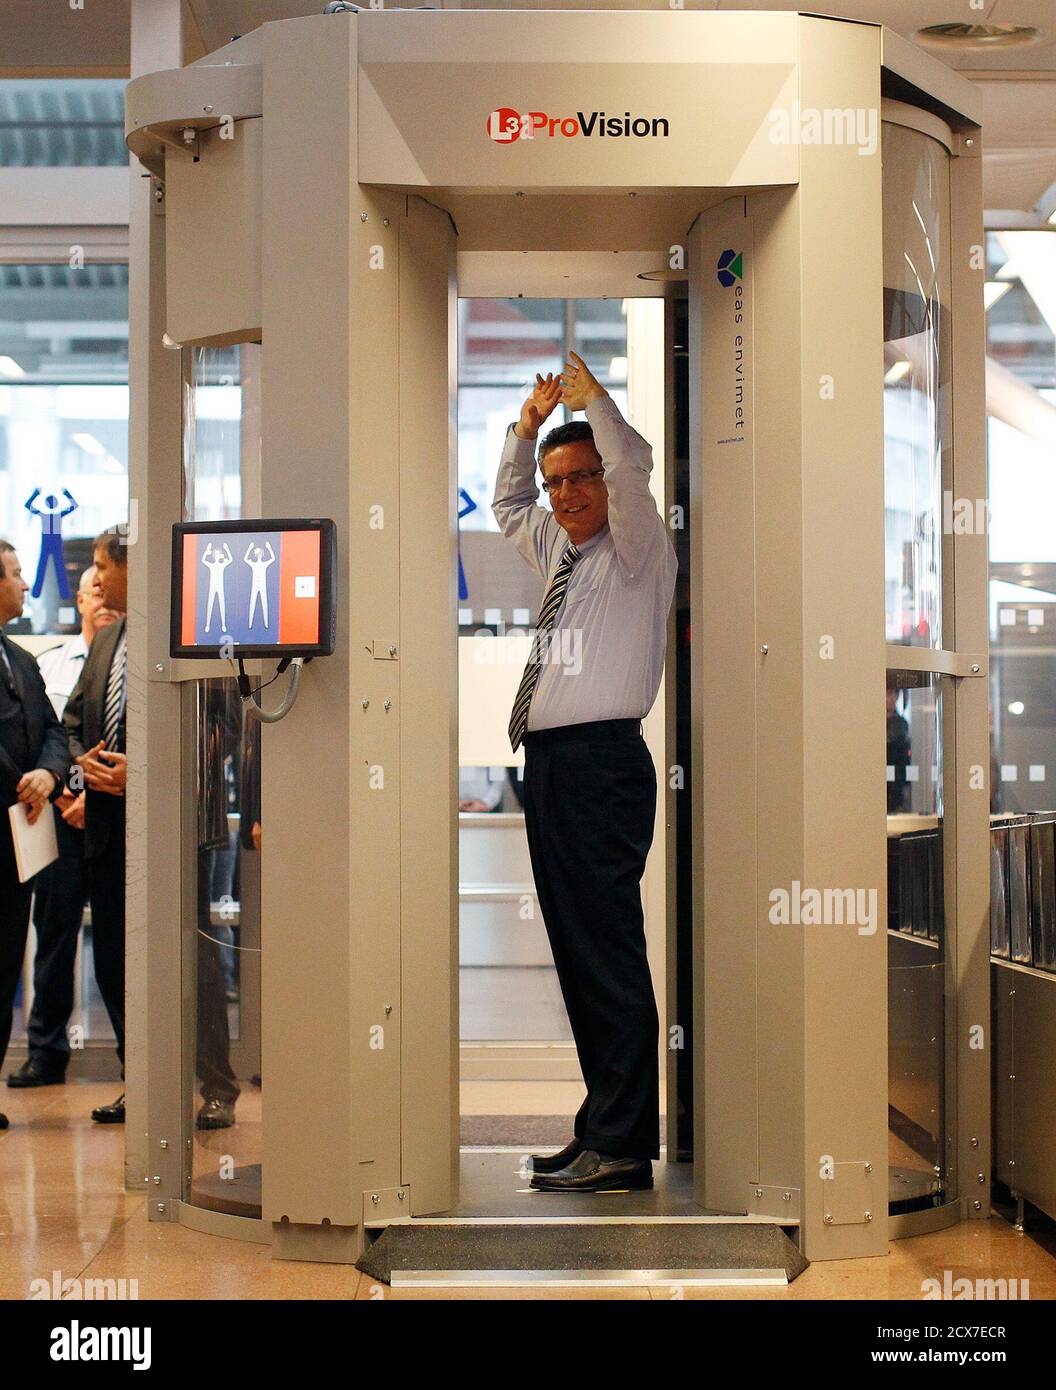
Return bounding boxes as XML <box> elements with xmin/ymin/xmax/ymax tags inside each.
<box><xmin>7</xmin><ymin>800</ymin><xmax>59</xmax><ymax>883</ymax></box>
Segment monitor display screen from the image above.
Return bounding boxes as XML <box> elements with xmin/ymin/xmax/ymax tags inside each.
<box><xmin>170</xmin><ymin>518</ymin><xmax>337</xmax><ymax>658</ymax></box>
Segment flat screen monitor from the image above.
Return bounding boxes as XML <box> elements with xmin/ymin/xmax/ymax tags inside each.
<box><xmin>170</xmin><ymin>518</ymin><xmax>337</xmax><ymax>659</ymax></box>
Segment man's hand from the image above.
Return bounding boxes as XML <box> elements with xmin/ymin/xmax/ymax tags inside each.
<box><xmin>558</xmin><ymin>350</ymin><xmax>608</xmax><ymax>412</ymax></box>
<box><xmin>16</xmin><ymin>768</ymin><xmax>56</xmax><ymax>825</ymax></box>
<box><xmin>60</xmin><ymin>792</ymin><xmax>87</xmax><ymax>830</ymax></box>
<box><xmin>76</xmin><ymin>740</ymin><xmax>127</xmax><ymax>796</ymax></box>
<box><xmin>515</xmin><ymin>372</ymin><xmax>563</xmax><ymax>441</ymax></box>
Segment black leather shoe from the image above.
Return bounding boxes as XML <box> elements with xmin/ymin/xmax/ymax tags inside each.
<box><xmin>7</xmin><ymin>1058</ymin><xmax>66</xmax><ymax>1089</ymax></box>
<box><xmin>529</xmin><ymin>1137</ymin><xmax>583</xmax><ymax>1175</ymax></box>
<box><xmin>195</xmin><ymin>1098</ymin><xmax>235</xmax><ymax>1130</ymax></box>
<box><xmin>91</xmin><ymin>1093</ymin><xmax>125</xmax><ymax>1124</ymax></box>
<box><xmin>529</xmin><ymin>1150</ymin><xmax>653</xmax><ymax>1192</ymax></box>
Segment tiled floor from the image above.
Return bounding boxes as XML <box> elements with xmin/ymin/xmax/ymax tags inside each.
<box><xmin>2</xmin><ymin>1081</ymin><xmax>1055</xmax><ymax>1301</ymax></box>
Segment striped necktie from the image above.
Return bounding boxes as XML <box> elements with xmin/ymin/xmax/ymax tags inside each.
<box><xmin>101</xmin><ymin>627</ymin><xmax>127</xmax><ymax>753</ymax></box>
<box><xmin>508</xmin><ymin>541</ymin><xmax>582</xmax><ymax>753</ymax></box>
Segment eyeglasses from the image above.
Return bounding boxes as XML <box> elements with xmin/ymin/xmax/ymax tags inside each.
<box><xmin>541</xmin><ymin>468</ymin><xmax>604</xmax><ymax>494</ymax></box>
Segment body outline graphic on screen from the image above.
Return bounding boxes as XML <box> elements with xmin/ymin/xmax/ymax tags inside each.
<box><xmin>246</xmin><ymin>541</ymin><xmax>276</xmax><ymax>628</ymax></box>
<box><xmin>202</xmin><ymin>542</ymin><xmax>233</xmax><ymax>633</ymax></box>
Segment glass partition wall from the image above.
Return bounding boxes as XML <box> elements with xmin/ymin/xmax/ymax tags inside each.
<box><xmin>882</xmin><ymin>116</ymin><xmax>959</xmax><ymax>1217</ymax></box>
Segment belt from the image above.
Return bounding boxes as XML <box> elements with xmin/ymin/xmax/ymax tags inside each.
<box><xmin>522</xmin><ymin>718</ymin><xmax>642</xmax><ymax>747</ymax></box>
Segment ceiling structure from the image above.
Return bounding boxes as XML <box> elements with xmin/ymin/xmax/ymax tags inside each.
<box><xmin>1</xmin><ymin>0</ymin><xmax>1054</xmax><ymax>216</ymax></box>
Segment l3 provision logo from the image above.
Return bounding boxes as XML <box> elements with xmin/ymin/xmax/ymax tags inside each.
<box><xmin>716</xmin><ymin>249</ymin><xmax>744</xmax><ymax>287</ymax></box>
<box><xmin>487</xmin><ymin>108</ymin><xmax>670</xmax><ymax>143</ymax></box>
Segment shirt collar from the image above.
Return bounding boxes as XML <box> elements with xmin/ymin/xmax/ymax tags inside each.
<box><xmin>572</xmin><ymin>523</ymin><xmax>609</xmax><ymax>556</ymax></box>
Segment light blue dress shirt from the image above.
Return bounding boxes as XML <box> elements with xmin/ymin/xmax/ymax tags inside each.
<box><xmin>492</xmin><ymin>393</ymin><xmax>677</xmax><ymax>732</ymax></box>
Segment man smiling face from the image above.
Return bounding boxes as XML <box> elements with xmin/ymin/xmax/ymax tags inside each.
<box><xmin>542</xmin><ymin>439</ymin><xmax>609</xmax><ymax>546</ymax></box>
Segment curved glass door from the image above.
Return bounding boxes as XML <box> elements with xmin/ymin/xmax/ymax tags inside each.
<box><xmin>182</xmin><ymin>344</ymin><xmax>264</xmax><ymax>1217</ymax></box>
<box><xmin>882</xmin><ymin>121</ymin><xmax>951</xmax><ymax>649</ymax></box>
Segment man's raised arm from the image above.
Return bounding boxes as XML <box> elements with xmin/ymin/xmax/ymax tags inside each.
<box><xmin>560</xmin><ymin>351</ymin><xmax>668</xmax><ymax>580</ymax></box>
<box><xmin>491</xmin><ymin>372</ymin><xmax>563</xmax><ymax>579</ymax></box>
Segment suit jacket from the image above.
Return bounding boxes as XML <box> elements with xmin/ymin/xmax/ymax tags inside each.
<box><xmin>0</xmin><ymin>632</ymin><xmax>70</xmax><ymax>865</ymax></box>
<box><xmin>63</xmin><ymin>616</ymin><xmax>126</xmax><ymax>861</ymax></box>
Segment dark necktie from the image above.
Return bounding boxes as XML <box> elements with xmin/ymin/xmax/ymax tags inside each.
<box><xmin>508</xmin><ymin>542</ymin><xmax>582</xmax><ymax>753</ymax></box>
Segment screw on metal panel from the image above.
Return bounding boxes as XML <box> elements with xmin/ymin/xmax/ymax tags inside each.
<box><xmin>1010</xmin><ymin>990</ymin><xmax>1016</xmax><ymax>997</ymax></box>
<box><xmin>783</xmin><ymin>1192</ymin><xmax>791</xmax><ymax>1202</ymax></box>
<box><xmin>965</xmin><ymin>138</ymin><xmax>974</xmax><ymax>147</ymax></box>
<box><xmin>384</xmin><ymin>1005</ymin><xmax>392</xmax><ymax>1015</ymax></box>
<box><xmin>515</xmin><ymin>191</ymin><xmax>524</xmax><ymax>197</ymax></box>
<box><xmin>155</xmin><ymin>663</ymin><xmax>164</xmax><ymax>671</ymax></box>
<box><xmin>824</xmin><ymin>1214</ymin><xmax>834</xmax><ymax>1224</ymax></box>
<box><xmin>978</xmin><ymin>1173</ymin><xmax>986</xmax><ymax>1184</ymax></box>
<box><xmin>371</xmin><ymin>1193</ymin><xmax>380</xmax><ymax>1204</ymax></box>
<box><xmin>160</xmin><ymin>1139</ymin><xmax>169</xmax><ymax>1149</ymax></box>
<box><xmin>1009</xmin><ymin>1160</ymin><xmax>1016</xmax><ymax>1168</ymax></box>
<box><xmin>204</xmin><ymin>105</ymin><xmax>214</xmax><ymax>113</ymax></box>
<box><xmin>384</xmin><ymin>699</ymin><xmax>392</xmax><ymax>711</ymax></box>
<box><xmin>383</xmin><ymin>218</ymin><xmax>390</xmax><ymax>227</ymax></box>
<box><xmin>754</xmin><ymin>1188</ymin><xmax>763</xmax><ymax>1198</ymax></box>
<box><xmin>362</xmin><ymin>699</ymin><xmax>369</xmax><ymax>709</ymax></box>
<box><xmin>361</xmin><ymin>212</ymin><xmax>368</xmax><ymax>221</ymax></box>
<box><xmin>152</xmin><ymin>1176</ymin><xmax>161</xmax><ymax>1185</ymax></box>
<box><xmin>973</xmin><ymin>1200</ymin><xmax>982</xmax><ymax>1211</ymax></box>
<box><xmin>760</xmin><ymin>644</ymin><xmax>769</xmax><ymax>655</ymax></box>
<box><xmin>397</xmin><ymin>1191</ymin><xmax>405</xmax><ymax>1201</ymax></box>
<box><xmin>1010</xmin><ymin>1074</ymin><xmax>1016</xmax><ymax>1080</ymax></box>
<box><xmin>388</xmin><ymin>644</ymin><xmax>397</xmax><ymax>655</ymax></box>
<box><xmin>154</xmin><ymin>185</ymin><xmax>164</xmax><ymax>202</ymax></box>
<box><xmin>864</xmin><ymin>1163</ymin><xmax>872</xmax><ymax>1173</ymax></box>
<box><xmin>181</xmin><ymin>128</ymin><xmax>196</xmax><ymax>145</ymax></box>
<box><xmin>156</xmin><ymin>1203</ymin><xmax>166</xmax><ymax>1213</ymax></box>
<box><xmin>970</xmin><ymin>1137</ymin><xmax>979</xmax><ymax>1148</ymax></box>
<box><xmin>864</xmin><ymin>1211</ymin><xmax>873</xmax><ymax>1222</ymax></box>
<box><xmin>971</xmin><ymin>663</ymin><xmax>980</xmax><ymax>673</ymax></box>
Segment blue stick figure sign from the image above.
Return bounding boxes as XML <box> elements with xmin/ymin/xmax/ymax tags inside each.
<box><xmin>25</xmin><ymin>488</ymin><xmax>78</xmax><ymax>599</ymax></box>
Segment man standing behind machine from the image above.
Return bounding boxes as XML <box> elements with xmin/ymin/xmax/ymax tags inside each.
<box><xmin>63</xmin><ymin>530</ymin><xmax>129</xmax><ymax>1124</ymax></box>
<box><xmin>493</xmin><ymin>351</ymin><xmax>677</xmax><ymax>1192</ymax></box>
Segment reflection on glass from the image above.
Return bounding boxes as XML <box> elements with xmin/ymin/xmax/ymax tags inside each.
<box><xmin>189</xmin><ymin>679</ymin><xmax>262</xmax><ymax>1217</ymax></box>
<box><xmin>886</xmin><ymin>671</ymin><xmax>952</xmax><ymax>1211</ymax></box>
<box><xmin>882</xmin><ymin>122</ymin><xmax>950</xmax><ymax>647</ymax></box>
<box><xmin>182</xmin><ymin>344</ymin><xmax>259</xmax><ymax>522</ymax></box>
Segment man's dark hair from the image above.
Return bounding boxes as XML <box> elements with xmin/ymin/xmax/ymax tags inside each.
<box><xmin>0</xmin><ymin>539</ymin><xmax>13</xmax><ymax>580</ymax></box>
<box><xmin>539</xmin><ymin>420</ymin><xmax>600</xmax><ymax>467</ymax></box>
<box><xmin>94</xmin><ymin>528</ymin><xmax>128</xmax><ymax>565</ymax></box>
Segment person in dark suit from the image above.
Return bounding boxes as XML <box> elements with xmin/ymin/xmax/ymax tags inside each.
<box><xmin>7</xmin><ymin>566</ymin><xmax>122</xmax><ymax>1089</ymax></box>
<box><xmin>62</xmin><ymin>529</ymin><xmax>129</xmax><ymax>1124</ymax></box>
<box><xmin>0</xmin><ymin>541</ymin><xmax>71</xmax><ymax>1131</ymax></box>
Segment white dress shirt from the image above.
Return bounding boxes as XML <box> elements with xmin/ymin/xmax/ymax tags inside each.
<box><xmin>36</xmin><ymin>632</ymin><xmax>89</xmax><ymax>720</ymax></box>
<box><xmin>492</xmin><ymin>393</ymin><xmax>677</xmax><ymax>732</ymax></box>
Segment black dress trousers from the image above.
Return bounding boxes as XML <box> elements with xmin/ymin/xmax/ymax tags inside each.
<box><xmin>522</xmin><ymin>717</ymin><xmax>659</xmax><ymax>1161</ymax></box>
<box><xmin>85</xmin><ymin>802</ymin><xmax>126</xmax><ymax>1067</ymax></box>
<box><xmin>26</xmin><ymin>815</ymin><xmax>88</xmax><ymax>1068</ymax></box>
<box><xmin>0</xmin><ymin>845</ymin><xmax>35</xmax><ymax>1074</ymax></box>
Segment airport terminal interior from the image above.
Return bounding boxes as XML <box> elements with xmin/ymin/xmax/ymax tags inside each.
<box><xmin>2</xmin><ymin>0</ymin><xmax>1056</xmax><ymax>1322</ymax></box>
